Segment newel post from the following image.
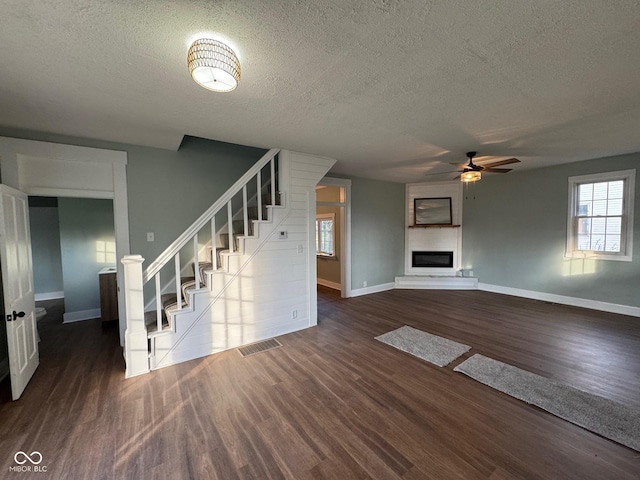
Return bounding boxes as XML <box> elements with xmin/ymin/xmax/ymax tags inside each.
<box><xmin>122</xmin><ymin>255</ymin><xmax>150</xmax><ymax>378</ymax></box>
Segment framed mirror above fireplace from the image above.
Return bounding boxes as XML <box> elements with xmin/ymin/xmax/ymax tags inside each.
<box><xmin>414</xmin><ymin>197</ymin><xmax>452</xmax><ymax>226</ymax></box>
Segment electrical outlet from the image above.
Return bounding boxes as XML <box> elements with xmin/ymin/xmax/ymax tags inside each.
<box><xmin>363</xmin><ymin>281</ymin><xmax>367</xmax><ymax>287</ymax></box>
<box><xmin>291</xmin><ymin>309</ymin><xmax>297</xmax><ymax>319</ymax></box>
<box><xmin>147</xmin><ymin>232</ymin><xmax>154</xmax><ymax>242</ymax></box>
<box><xmin>297</xmin><ymin>244</ymin><xmax>303</xmax><ymax>253</ymax></box>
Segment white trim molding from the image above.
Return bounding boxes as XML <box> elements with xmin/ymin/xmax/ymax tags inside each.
<box><xmin>351</xmin><ymin>282</ymin><xmax>395</xmax><ymax>297</ymax></box>
<box><xmin>317</xmin><ymin>177</ymin><xmax>352</xmax><ymax>298</ymax></box>
<box><xmin>395</xmin><ymin>275</ymin><xmax>478</xmax><ymax>290</ymax></box>
<box><xmin>63</xmin><ymin>308</ymin><xmax>102</xmax><ymax>323</ymax></box>
<box><xmin>34</xmin><ymin>291</ymin><xmax>64</xmax><ymax>301</ymax></box>
<box><xmin>478</xmin><ymin>283</ymin><xmax>640</xmax><ymax>318</ymax></box>
<box><xmin>317</xmin><ymin>278</ymin><xmax>341</xmax><ymax>290</ymax></box>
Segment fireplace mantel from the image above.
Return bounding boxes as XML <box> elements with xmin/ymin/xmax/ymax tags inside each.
<box><xmin>408</xmin><ymin>224</ymin><xmax>460</xmax><ymax>229</ymax></box>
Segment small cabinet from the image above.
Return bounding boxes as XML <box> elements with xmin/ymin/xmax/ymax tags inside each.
<box><xmin>99</xmin><ymin>267</ymin><xmax>118</xmax><ymax>325</ymax></box>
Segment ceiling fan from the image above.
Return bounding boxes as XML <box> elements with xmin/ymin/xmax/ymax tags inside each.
<box><xmin>425</xmin><ymin>151</ymin><xmax>520</xmax><ymax>182</ymax></box>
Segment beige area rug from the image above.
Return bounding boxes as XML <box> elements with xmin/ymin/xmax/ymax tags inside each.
<box><xmin>455</xmin><ymin>354</ymin><xmax>640</xmax><ymax>452</ymax></box>
<box><xmin>375</xmin><ymin>325</ymin><xmax>471</xmax><ymax>367</ymax></box>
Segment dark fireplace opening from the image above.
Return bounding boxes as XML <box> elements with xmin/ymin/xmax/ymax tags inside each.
<box><xmin>412</xmin><ymin>251</ymin><xmax>453</xmax><ymax>268</ymax></box>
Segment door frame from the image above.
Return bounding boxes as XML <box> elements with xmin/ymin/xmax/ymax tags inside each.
<box><xmin>0</xmin><ymin>137</ymin><xmax>130</xmax><ymax>345</ymax></box>
<box><xmin>317</xmin><ymin>177</ymin><xmax>351</xmax><ymax>298</ymax></box>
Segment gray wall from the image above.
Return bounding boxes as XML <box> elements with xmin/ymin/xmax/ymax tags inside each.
<box><xmin>58</xmin><ymin>198</ymin><xmax>115</xmax><ymax>315</ymax></box>
<box><xmin>1</xmin><ymin>128</ymin><xmax>408</xmax><ymax>296</ymax></box>
<box><xmin>349</xmin><ymin>176</ymin><xmax>405</xmax><ymax>289</ymax></box>
<box><xmin>125</xmin><ymin>136</ymin><xmax>267</xmax><ymax>262</ymax></box>
<box><xmin>462</xmin><ymin>153</ymin><xmax>640</xmax><ymax>307</ymax></box>
<box><xmin>0</xmin><ymin>129</ymin><xmax>267</xmax><ymax>267</ymax></box>
<box><xmin>29</xmin><ymin>197</ymin><xmax>64</xmax><ymax>296</ymax></box>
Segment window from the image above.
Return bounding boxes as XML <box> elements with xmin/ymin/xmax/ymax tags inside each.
<box><xmin>316</xmin><ymin>213</ymin><xmax>335</xmax><ymax>257</ymax></box>
<box><xmin>96</xmin><ymin>240</ymin><xmax>116</xmax><ymax>264</ymax></box>
<box><xmin>566</xmin><ymin>169</ymin><xmax>635</xmax><ymax>261</ymax></box>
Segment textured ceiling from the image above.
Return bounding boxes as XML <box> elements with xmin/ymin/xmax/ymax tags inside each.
<box><xmin>1</xmin><ymin>1</ymin><xmax>640</xmax><ymax>183</ymax></box>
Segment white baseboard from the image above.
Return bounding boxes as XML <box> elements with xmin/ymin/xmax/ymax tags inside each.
<box><xmin>63</xmin><ymin>308</ymin><xmax>101</xmax><ymax>323</ymax></box>
<box><xmin>317</xmin><ymin>278</ymin><xmax>341</xmax><ymax>290</ymax></box>
<box><xmin>350</xmin><ymin>282</ymin><xmax>395</xmax><ymax>297</ymax></box>
<box><xmin>0</xmin><ymin>357</ymin><xmax>8</xmax><ymax>383</ymax></box>
<box><xmin>35</xmin><ymin>291</ymin><xmax>64</xmax><ymax>301</ymax></box>
<box><xmin>478</xmin><ymin>283</ymin><xmax>640</xmax><ymax>318</ymax></box>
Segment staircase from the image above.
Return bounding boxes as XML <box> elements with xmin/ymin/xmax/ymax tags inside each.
<box><xmin>122</xmin><ymin>149</ymin><xmax>336</xmax><ymax>377</ymax></box>
<box><xmin>145</xmin><ymin>195</ymin><xmax>281</xmax><ymax>335</ymax></box>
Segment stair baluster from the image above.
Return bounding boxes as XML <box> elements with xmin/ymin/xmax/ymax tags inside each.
<box><xmin>242</xmin><ymin>184</ymin><xmax>249</xmax><ymax>237</ymax></box>
<box><xmin>174</xmin><ymin>253</ymin><xmax>182</xmax><ymax>311</ymax></box>
<box><xmin>270</xmin><ymin>159</ymin><xmax>276</xmax><ymax>206</ymax></box>
<box><xmin>193</xmin><ymin>235</ymin><xmax>200</xmax><ymax>289</ymax></box>
<box><xmin>155</xmin><ymin>273</ymin><xmax>162</xmax><ymax>333</ymax></box>
<box><xmin>227</xmin><ymin>200</ymin><xmax>234</xmax><ymax>254</ymax></box>
<box><xmin>211</xmin><ymin>216</ymin><xmax>217</xmax><ymax>270</ymax></box>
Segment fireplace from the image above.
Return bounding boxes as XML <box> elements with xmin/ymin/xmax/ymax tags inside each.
<box><xmin>412</xmin><ymin>251</ymin><xmax>454</xmax><ymax>268</ymax></box>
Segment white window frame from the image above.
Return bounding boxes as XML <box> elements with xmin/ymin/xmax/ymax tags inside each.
<box><xmin>566</xmin><ymin>169</ymin><xmax>635</xmax><ymax>262</ymax></box>
<box><xmin>316</xmin><ymin>213</ymin><xmax>336</xmax><ymax>257</ymax></box>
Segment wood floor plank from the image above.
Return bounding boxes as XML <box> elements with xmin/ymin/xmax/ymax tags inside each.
<box><xmin>1</xmin><ymin>290</ymin><xmax>640</xmax><ymax>478</ymax></box>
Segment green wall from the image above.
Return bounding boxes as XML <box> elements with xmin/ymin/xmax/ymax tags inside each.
<box><xmin>58</xmin><ymin>198</ymin><xmax>115</xmax><ymax>315</ymax></box>
<box><xmin>349</xmin><ymin>176</ymin><xmax>405</xmax><ymax>289</ymax></box>
<box><xmin>125</xmin><ymin>136</ymin><xmax>267</xmax><ymax>263</ymax></box>
<box><xmin>462</xmin><ymin>153</ymin><xmax>640</xmax><ymax>307</ymax></box>
<box><xmin>1</xmin><ymin>128</ymin><xmax>408</xmax><ymax>296</ymax></box>
<box><xmin>29</xmin><ymin>197</ymin><xmax>64</xmax><ymax>296</ymax></box>
<box><xmin>0</xmin><ymin>128</ymin><xmax>267</xmax><ymax>267</ymax></box>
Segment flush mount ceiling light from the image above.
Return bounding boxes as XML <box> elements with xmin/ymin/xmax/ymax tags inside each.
<box><xmin>460</xmin><ymin>171</ymin><xmax>481</xmax><ymax>183</ymax></box>
<box><xmin>187</xmin><ymin>38</ymin><xmax>241</xmax><ymax>92</ymax></box>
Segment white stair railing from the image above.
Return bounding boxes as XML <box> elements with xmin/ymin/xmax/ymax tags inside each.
<box><xmin>122</xmin><ymin>148</ymin><xmax>280</xmax><ymax>375</ymax></box>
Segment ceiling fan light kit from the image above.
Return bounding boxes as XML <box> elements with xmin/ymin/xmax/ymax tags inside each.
<box><xmin>424</xmin><ymin>151</ymin><xmax>521</xmax><ymax>182</ymax></box>
<box><xmin>187</xmin><ymin>38</ymin><xmax>241</xmax><ymax>92</ymax></box>
<box><xmin>461</xmin><ymin>171</ymin><xmax>481</xmax><ymax>183</ymax></box>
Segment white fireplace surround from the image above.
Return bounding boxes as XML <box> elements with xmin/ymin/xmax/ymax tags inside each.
<box><xmin>404</xmin><ymin>182</ymin><xmax>463</xmax><ymax>275</ymax></box>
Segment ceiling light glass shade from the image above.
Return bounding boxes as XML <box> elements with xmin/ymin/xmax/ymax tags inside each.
<box><xmin>461</xmin><ymin>171</ymin><xmax>481</xmax><ymax>183</ymax></box>
<box><xmin>187</xmin><ymin>39</ymin><xmax>241</xmax><ymax>92</ymax></box>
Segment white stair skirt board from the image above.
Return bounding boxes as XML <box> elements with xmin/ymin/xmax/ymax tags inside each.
<box><xmin>478</xmin><ymin>283</ymin><xmax>640</xmax><ymax>318</ymax></box>
<box><xmin>63</xmin><ymin>308</ymin><xmax>101</xmax><ymax>323</ymax></box>
<box><xmin>395</xmin><ymin>275</ymin><xmax>478</xmax><ymax>290</ymax></box>
<box><xmin>35</xmin><ymin>291</ymin><xmax>64</xmax><ymax>301</ymax></box>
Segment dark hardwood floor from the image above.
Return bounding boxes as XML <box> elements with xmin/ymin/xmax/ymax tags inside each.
<box><xmin>1</xmin><ymin>288</ymin><xmax>639</xmax><ymax>479</ymax></box>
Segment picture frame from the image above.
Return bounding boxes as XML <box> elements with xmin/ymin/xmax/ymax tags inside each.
<box><xmin>414</xmin><ymin>197</ymin><xmax>452</xmax><ymax>226</ymax></box>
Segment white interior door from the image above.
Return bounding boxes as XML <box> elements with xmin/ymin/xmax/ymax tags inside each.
<box><xmin>0</xmin><ymin>185</ymin><xmax>38</xmax><ymax>400</ymax></box>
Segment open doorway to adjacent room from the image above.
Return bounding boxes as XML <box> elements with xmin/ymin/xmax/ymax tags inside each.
<box><xmin>316</xmin><ymin>178</ymin><xmax>351</xmax><ymax>298</ymax></box>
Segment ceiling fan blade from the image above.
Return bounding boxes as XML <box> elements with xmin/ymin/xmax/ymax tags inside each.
<box><xmin>449</xmin><ymin>162</ymin><xmax>470</xmax><ymax>168</ymax></box>
<box><xmin>424</xmin><ymin>170</ymin><xmax>457</xmax><ymax>177</ymax></box>
<box><xmin>484</xmin><ymin>168</ymin><xmax>512</xmax><ymax>173</ymax></box>
<box><xmin>483</xmin><ymin>157</ymin><xmax>520</xmax><ymax>168</ymax></box>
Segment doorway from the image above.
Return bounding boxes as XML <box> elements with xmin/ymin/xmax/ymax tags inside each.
<box><xmin>29</xmin><ymin>196</ymin><xmax>116</xmax><ymax>323</ymax></box>
<box><xmin>316</xmin><ymin>177</ymin><xmax>351</xmax><ymax>298</ymax></box>
<box><xmin>0</xmin><ymin>137</ymin><xmax>130</xmax><ymax>345</ymax></box>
